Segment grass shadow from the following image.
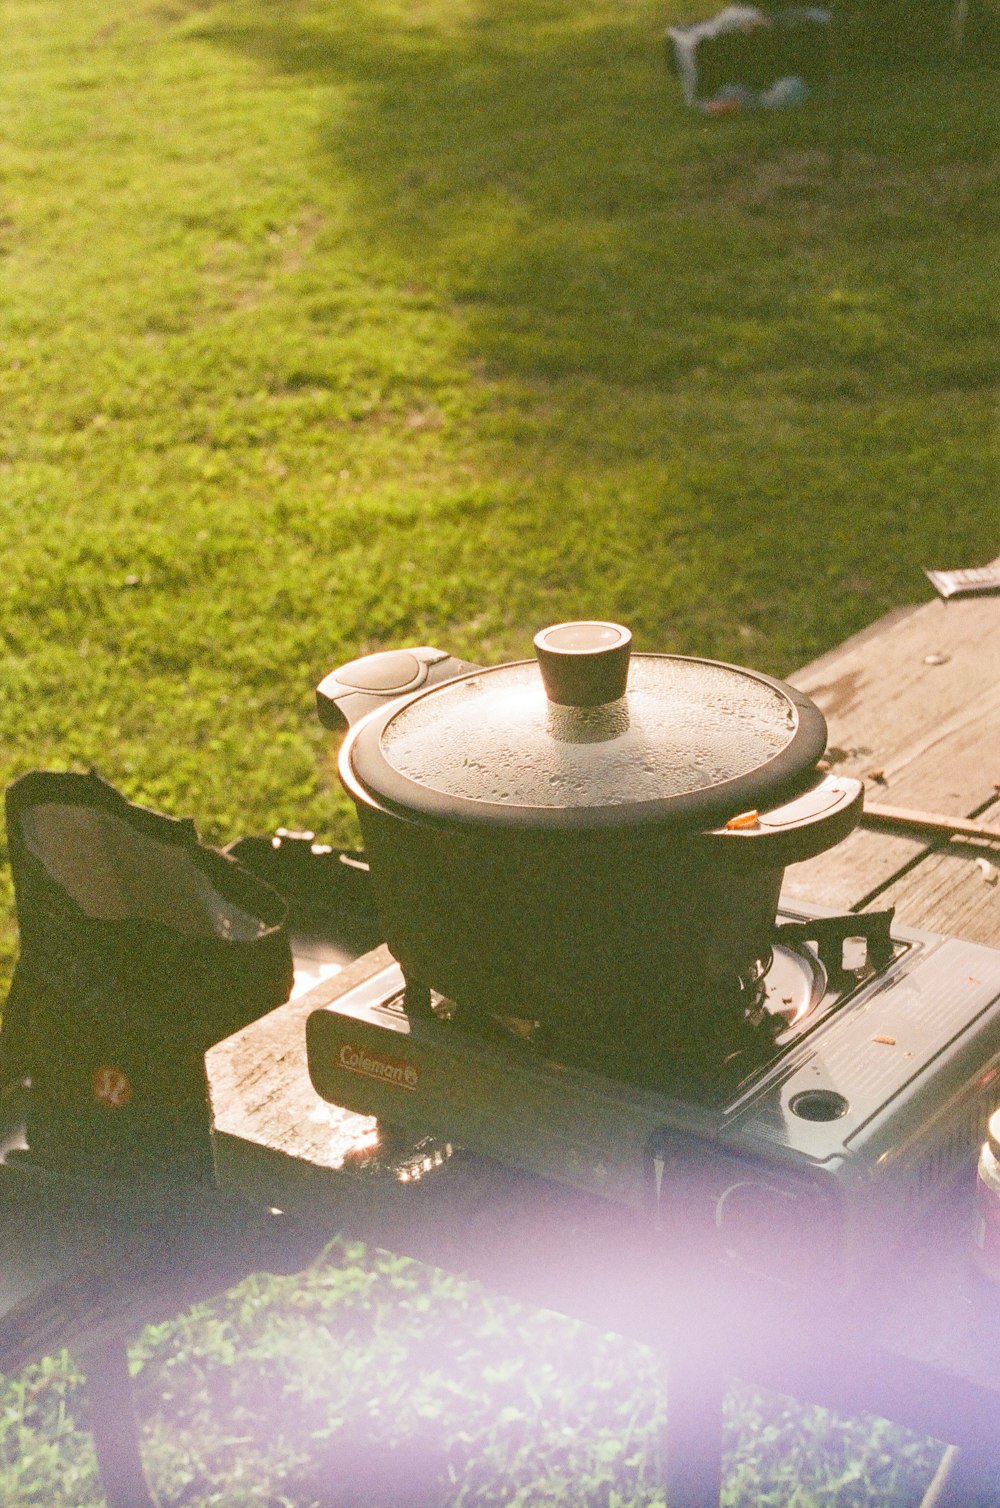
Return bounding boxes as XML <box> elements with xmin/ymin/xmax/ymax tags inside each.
<box><xmin>187</xmin><ymin>0</ymin><xmax>998</xmax><ymax>393</ymax></box>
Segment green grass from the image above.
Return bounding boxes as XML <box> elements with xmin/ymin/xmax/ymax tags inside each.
<box><xmin>0</xmin><ymin>1244</ymin><xmax>945</xmax><ymax>1508</ymax></box>
<box><xmin>1</xmin><ymin>0</ymin><xmax>997</xmax><ymax>1501</ymax></box>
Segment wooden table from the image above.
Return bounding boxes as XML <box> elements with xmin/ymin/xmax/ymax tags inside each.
<box><xmin>3</xmin><ymin>575</ymin><xmax>1000</xmax><ymax>1507</ymax></box>
<box><xmin>208</xmin><ymin>578</ymin><xmax>1000</xmax><ymax>1508</ymax></box>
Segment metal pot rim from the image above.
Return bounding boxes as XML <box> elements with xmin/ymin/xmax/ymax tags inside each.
<box><xmin>340</xmin><ymin>653</ymin><xmax>829</xmax><ymax>835</ymax></box>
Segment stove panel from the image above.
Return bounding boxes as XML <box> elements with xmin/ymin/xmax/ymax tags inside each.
<box><xmin>730</xmin><ymin>937</ymin><xmax>1000</xmax><ymax>1163</ymax></box>
<box><xmin>304</xmin><ymin>907</ymin><xmax>1000</xmax><ymax>1285</ymax></box>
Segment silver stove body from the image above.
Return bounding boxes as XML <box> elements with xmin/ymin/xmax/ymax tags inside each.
<box><xmin>306</xmin><ymin>906</ymin><xmax>1000</xmax><ymax>1285</ymax></box>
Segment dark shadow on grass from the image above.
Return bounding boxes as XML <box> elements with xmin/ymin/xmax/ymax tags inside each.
<box><xmin>172</xmin><ymin>1</ymin><xmax>999</xmax><ymax>671</ymax></box>
<box><xmin>186</xmin><ymin>0</ymin><xmax>1000</xmax><ymax>395</ymax></box>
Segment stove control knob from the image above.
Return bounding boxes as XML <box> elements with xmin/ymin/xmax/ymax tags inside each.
<box><xmin>533</xmin><ymin>621</ymin><xmax>632</xmax><ymax>707</ymax></box>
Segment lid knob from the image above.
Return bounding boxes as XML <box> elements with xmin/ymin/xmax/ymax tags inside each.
<box><xmin>533</xmin><ymin>621</ymin><xmax>632</xmax><ymax>707</ymax></box>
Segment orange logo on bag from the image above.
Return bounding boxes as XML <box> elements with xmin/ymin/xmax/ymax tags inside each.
<box><xmin>92</xmin><ymin>1065</ymin><xmax>133</xmax><ymax>1108</ymax></box>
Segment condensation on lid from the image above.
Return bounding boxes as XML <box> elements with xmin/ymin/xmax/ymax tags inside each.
<box><xmin>377</xmin><ymin>656</ymin><xmax>798</xmax><ymax>809</ymax></box>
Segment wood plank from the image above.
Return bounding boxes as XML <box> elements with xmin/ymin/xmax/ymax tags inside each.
<box><xmin>783</xmin><ymin>589</ymin><xmax>1000</xmax><ymax>915</ymax></box>
<box><xmin>833</xmin><ymin>703</ymin><xmax>1000</xmax><ymax>935</ymax></box>
<box><xmin>783</xmin><ymin>698</ymin><xmax>1000</xmax><ymax>917</ymax></box>
<box><xmin>873</xmin><ymin>842</ymin><xmax>1000</xmax><ymax>946</ymax></box>
<box><xmin>207</xmin><ymin>947</ymin><xmax>392</xmax><ymax>1176</ymax></box>
<box><xmin>780</xmin><ymin>828</ymin><xmax>926</xmax><ymax>913</ymax></box>
<box><xmin>790</xmin><ymin>587</ymin><xmax>1000</xmax><ymax>784</ymax></box>
<box><xmin>852</xmin><ymin>683</ymin><xmax>1000</xmax><ymax>811</ymax></box>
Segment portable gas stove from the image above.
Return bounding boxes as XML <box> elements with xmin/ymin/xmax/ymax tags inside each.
<box><xmin>306</xmin><ymin>903</ymin><xmax>1000</xmax><ymax>1286</ymax></box>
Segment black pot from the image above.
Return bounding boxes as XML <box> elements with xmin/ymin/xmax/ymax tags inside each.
<box><xmin>317</xmin><ymin>623</ymin><xmax>862</xmax><ymax>1049</ymax></box>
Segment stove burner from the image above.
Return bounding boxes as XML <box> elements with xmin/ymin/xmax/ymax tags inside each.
<box><xmin>429</xmin><ymin>937</ymin><xmax>831</xmax><ymax>1103</ymax></box>
<box><xmin>394</xmin><ymin>909</ymin><xmax>898</xmax><ymax>1103</ymax></box>
<box><xmin>744</xmin><ymin>942</ymin><xmax>827</xmax><ymax>1032</ymax></box>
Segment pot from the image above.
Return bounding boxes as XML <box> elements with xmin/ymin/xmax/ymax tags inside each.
<box><xmin>316</xmin><ymin>623</ymin><xmax>863</xmax><ymax>1051</ymax></box>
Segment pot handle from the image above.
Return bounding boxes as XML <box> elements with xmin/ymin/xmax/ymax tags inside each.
<box><xmin>316</xmin><ymin>647</ymin><xmax>482</xmax><ymax>732</ymax></box>
<box><xmin>704</xmin><ymin>772</ymin><xmax>865</xmax><ymax>866</ymax></box>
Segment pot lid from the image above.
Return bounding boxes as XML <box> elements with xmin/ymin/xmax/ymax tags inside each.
<box><xmin>342</xmin><ymin>622</ymin><xmax>828</xmax><ymax>831</ymax></box>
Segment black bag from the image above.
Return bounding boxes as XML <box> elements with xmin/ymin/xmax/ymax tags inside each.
<box><xmin>0</xmin><ymin>771</ymin><xmax>294</xmax><ymax>1178</ymax></box>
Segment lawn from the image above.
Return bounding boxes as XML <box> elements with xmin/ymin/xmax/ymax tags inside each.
<box><xmin>0</xmin><ymin>0</ymin><xmax>997</xmax><ymax>1502</ymax></box>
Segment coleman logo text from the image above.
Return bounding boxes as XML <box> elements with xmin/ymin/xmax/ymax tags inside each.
<box><xmin>337</xmin><ymin>1042</ymin><xmax>420</xmax><ymax>1091</ymax></box>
